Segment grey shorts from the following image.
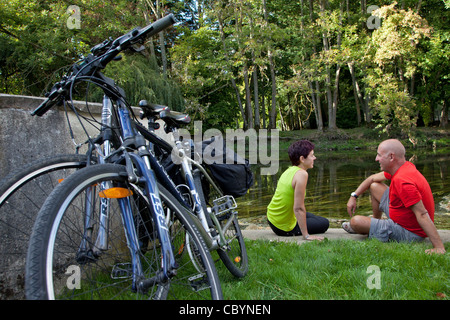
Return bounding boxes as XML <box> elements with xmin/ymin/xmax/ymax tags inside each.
<box><xmin>369</xmin><ymin>218</ymin><xmax>424</xmax><ymax>242</ymax></box>
<box><xmin>379</xmin><ymin>187</ymin><xmax>390</xmax><ymax>218</ymax></box>
<box><xmin>370</xmin><ymin>187</ymin><xmax>424</xmax><ymax>243</ymax></box>
<box><xmin>369</xmin><ymin>188</ymin><xmax>423</xmax><ymax>242</ymax></box>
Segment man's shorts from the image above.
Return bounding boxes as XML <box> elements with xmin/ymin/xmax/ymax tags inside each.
<box><xmin>369</xmin><ymin>187</ymin><xmax>424</xmax><ymax>243</ymax></box>
<box><xmin>379</xmin><ymin>187</ymin><xmax>390</xmax><ymax>218</ymax></box>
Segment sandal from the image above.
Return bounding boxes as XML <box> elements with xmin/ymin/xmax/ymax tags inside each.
<box><xmin>342</xmin><ymin>222</ymin><xmax>356</xmax><ymax>234</ymax></box>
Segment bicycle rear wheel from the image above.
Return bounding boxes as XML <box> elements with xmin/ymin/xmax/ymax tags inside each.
<box><xmin>193</xmin><ymin>170</ymin><xmax>248</xmax><ymax>278</ymax></box>
<box><xmin>0</xmin><ymin>154</ymin><xmax>91</xmax><ymax>299</ymax></box>
<box><xmin>25</xmin><ymin>164</ymin><xmax>222</xmax><ymax>300</ymax></box>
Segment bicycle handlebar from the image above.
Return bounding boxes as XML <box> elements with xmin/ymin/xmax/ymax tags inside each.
<box><xmin>32</xmin><ymin>14</ymin><xmax>177</xmax><ymax>117</ymax></box>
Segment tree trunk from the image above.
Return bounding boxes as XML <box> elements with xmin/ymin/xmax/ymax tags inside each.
<box><xmin>262</xmin><ymin>90</ymin><xmax>267</xmax><ymax>129</ymax></box>
<box><xmin>308</xmin><ymin>0</ymin><xmax>323</xmax><ymax>131</ymax></box>
<box><xmin>250</xmin><ymin>16</ymin><xmax>260</xmax><ymax>130</ymax></box>
<box><xmin>159</xmin><ymin>31</ymin><xmax>167</xmax><ymax>77</ymax></box>
<box><xmin>263</xmin><ymin>0</ymin><xmax>278</xmax><ymax>129</ymax></box>
<box><xmin>348</xmin><ymin>62</ymin><xmax>362</xmax><ymax>125</ymax></box>
<box><xmin>145</xmin><ymin>0</ymin><xmax>167</xmax><ymax>77</ymax></box>
<box><xmin>320</xmin><ymin>0</ymin><xmax>336</xmax><ymax>130</ymax></box>
<box><xmin>243</xmin><ymin>63</ymin><xmax>254</xmax><ymax>129</ymax></box>
<box><xmin>217</xmin><ymin>12</ymin><xmax>247</xmax><ymax>128</ymax></box>
<box><xmin>440</xmin><ymin>100</ymin><xmax>448</xmax><ymax>127</ymax></box>
<box><xmin>253</xmin><ymin>66</ymin><xmax>261</xmax><ymax>130</ymax></box>
<box><xmin>330</xmin><ymin>64</ymin><xmax>341</xmax><ymax>130</ymax></box>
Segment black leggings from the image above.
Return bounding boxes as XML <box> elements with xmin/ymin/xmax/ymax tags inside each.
<box><xmin>268</xmin><ymin>212</ymin><xmax>329</xmax><ymax>237</ymax></box>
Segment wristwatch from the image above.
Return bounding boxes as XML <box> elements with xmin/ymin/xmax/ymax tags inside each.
<box><xmin>351</xmin><ymin>192</ymin><xmax>358</xmax><ymax>198</ymax></box>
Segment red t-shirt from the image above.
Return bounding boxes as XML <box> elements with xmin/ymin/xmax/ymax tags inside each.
<box><xmin>384</xmin><ymin>161</ymin><xmax>434</xmax><ymax>238</ymax></box>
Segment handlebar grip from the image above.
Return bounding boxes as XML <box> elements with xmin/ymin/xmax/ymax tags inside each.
<box><xmin>140</xmin><ymin>14</ymin><xmax>177</xmax><ymax>39</ymax></box>
<box><xmin>31</xmin><ymin>98</ymin><xmax>52</xmax><ymax>116</ymax></box>
<box><xmin>31</xmin><ymin>96</ymin><xmax>61</xmax><ymax>116</ymax></box>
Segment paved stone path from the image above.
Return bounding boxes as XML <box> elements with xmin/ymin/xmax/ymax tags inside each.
<box><xmin>242</xmin><ymin>228</ymin><xmax>450</xmax><ymax>246</ymax></box>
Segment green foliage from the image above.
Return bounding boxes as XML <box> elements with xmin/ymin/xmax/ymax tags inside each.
<box><xmin>1</xmin><ymin>0</ymin><xmax>449</xmax><ymax>134</ymax></box>
<box><xmin>101</xmin><ymin>54</ymin><xmax>184</xmax><ymax>110</ymax></box>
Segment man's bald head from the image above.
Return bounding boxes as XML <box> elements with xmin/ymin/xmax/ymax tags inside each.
<box><xmin>378</xmin><ymin>139</ymin><xmax>406</xmax><ymax>160</ymax></box>
<box><xmin>376</xmin><ymin>139</ymin><xmax>406</xmax><ymax>175</ymax></box>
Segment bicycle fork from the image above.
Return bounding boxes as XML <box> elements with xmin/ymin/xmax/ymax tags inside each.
<box><xmin>78</xmin><ymin>96</ymin><xmax>113</xmax><ymax>261</ymax></box>
<box><xmin>116</xmin><ymin>103</ymin><xmax>177</xmax><ymax>292</ymax></box>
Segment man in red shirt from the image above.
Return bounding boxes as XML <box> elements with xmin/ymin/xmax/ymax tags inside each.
<box><xmin>344</xmin><ymin>139</ymin><xmax>445</xmax><ymax>254</ymax></box>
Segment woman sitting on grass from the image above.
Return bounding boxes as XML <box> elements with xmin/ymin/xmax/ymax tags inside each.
<box><xmin>267</xmin><ymin>140</ymin><xmax>329</xmax><ymax>240</ymax></box>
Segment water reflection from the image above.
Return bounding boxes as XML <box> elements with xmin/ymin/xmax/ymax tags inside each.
<box><xmin>237</xmin><ymin>149</ymin><xmax>450</xmax><ymax>221</ymax></box>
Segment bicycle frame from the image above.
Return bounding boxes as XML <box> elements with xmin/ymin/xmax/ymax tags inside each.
<box><xmin>174</xmin><ymin>135</ymin><xmax>238</xmax><ymax>251</ymax></box>
<box><xmin>136</xmin><ymin>120</ymin><xmax>238</xmax><ymax>252</ymax></box>
<box><xmin>78</xmin><ymin>95</ymin><xmax>178</xmax><ymax>291</ymax></box>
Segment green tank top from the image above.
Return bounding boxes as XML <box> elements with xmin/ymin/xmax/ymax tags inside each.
<box><xmin>267</xmin><ymin>166</ymin><xmax>301</xmax><ymax>232</ymax></box>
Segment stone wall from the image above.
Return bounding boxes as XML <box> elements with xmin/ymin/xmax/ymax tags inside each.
<box><xmin>0</xmin><ymin>94</ymin><xmax>103</xmax><ymax>177</ymax></box>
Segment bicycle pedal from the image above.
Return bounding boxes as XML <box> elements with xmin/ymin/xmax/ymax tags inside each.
<box><xmin>211</xmin><ymin>195</ymin><xmax>237</xmax><ymax>217</ymax></box>
<box><xmin>111</xmin><ymin>263</ymin><xmax>133</xmax><ymax>279</ymax></box>
<box><xmin>188</xmin><ymin>273</ymin><xmax>210</xmax><ymax>292</ymax></box>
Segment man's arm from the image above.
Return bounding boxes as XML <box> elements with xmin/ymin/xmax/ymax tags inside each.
<box><xmin>347</xmin><ymin>172</ymin><xmax>387</xmax><ymax>216</ymax></box>
<box><xmin>410</xmin><ymin>200</ymin><xmax>446</xmax><ymax>254</ymax></box>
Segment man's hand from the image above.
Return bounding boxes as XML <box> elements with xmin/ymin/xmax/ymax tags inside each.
<box><xmin>411</xmin><ymin>201</ymin><xmax>446</xmax><ymax>255</ymax></box>
<box><xmin>347</xmin><ymin>197</ymin><xmax>357</xmax><ymax>217</ymax></box>
<box><xmin>425</xmin><ymin>247</ymin><xmax>446</xmax><ymax>255</ymax></box>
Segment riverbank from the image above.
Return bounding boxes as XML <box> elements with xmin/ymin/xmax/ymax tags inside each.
<box><xmin>277</xmin><ymin>126</ymin><xmax>450</xmax><ymax>152</ymax></box>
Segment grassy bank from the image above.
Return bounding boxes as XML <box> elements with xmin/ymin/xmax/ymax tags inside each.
<box><xmin>277</xmin><ymin>127</ymin><xmax>450</xmax><ymax>153</ymax></box>
<box><xmin>218</xmin><ymin>239</ymin><xmax>449</xmax><ymax>300</ymax></box>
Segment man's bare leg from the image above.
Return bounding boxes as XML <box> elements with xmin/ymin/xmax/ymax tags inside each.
<box><xmin>369</xmin><ymin>182</ymin><xmax>388</xmax><ymax>219</ymax></box>
<box><xmin>350</xmin><ymin>182</ymin><xmax>388</xmax><ymax>234</ymax></box>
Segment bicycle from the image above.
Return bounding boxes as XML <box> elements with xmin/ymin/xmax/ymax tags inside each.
<box><xmin>24</xmin><ymin>14</ymin><xmax>222</xmax><ymax>300</ymax></box>
<box><xmin>148</xmin><ymin>109</ymin><xmax>249</xmax><ymax>278</ymax></box>
<box><xmin>0</xmin><ymin>104</ymin><xmax>165</xmax><ymax>299</ymax></box>
<box><xmin>1</xmin><ymin>103</ymin><xmax>247</xmax><ymax>299</ymax></box>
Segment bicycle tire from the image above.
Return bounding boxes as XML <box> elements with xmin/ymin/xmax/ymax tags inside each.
<box><xmin>0</xmin><ymin>154</ymin><xmax>92</xmax><ymax>299</ymax></box>
<box><xmin>193</xmin><ymin>170</ymin><xmax>248</xmax><ymax>278</ymax></box>
<box><xmin>25</xmin><ymin>163</ymin><xmax>223</xmax><ymax>300</ymax></box>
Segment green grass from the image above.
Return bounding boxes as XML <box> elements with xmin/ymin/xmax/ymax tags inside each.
<box><xmin>217</xmin><ymin>239</ymin><xmax>449</xmax><ymax>300</ymax></box>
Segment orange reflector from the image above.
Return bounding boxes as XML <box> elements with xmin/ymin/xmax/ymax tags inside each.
<box><xmin>177</xmin><ymin>243</ymin><xmax>185</xmax><ymax>255</ymax></box>
<box><xmin>58</xmin><ymin>178</ymin><xmax>64</xmax><ymax>183</ymax></box>
<box><xmin>234</xmin><ymin>256</ymin><xmax>241</xmax><ymax>263</ymax></box>
<box><xmin>99</xmin><ymin>187</ymin><xmax>133</xmax><ymax>199</ymax></box>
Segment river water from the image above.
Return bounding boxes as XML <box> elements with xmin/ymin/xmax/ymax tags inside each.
<box><xmin>236</xmin><ymin>148</ymin><xmax>450</xmax><ymax>224</ymax></box>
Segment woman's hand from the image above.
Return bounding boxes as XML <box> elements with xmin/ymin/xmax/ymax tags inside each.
<box><xmin>304</xmin><ymin>234</ymin><xmax>324</xmax><ymax>241</ymax></box>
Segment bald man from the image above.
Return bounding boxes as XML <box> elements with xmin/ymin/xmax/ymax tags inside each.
<box><xmin>343</xmin><ymin>139</ymin><xmax>445</xmax><ymax>254</ymax></box>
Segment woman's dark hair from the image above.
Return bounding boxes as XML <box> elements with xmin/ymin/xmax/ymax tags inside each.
<box><xmin>288</xmin><ymin>140</ymin><xmax>315</xmax><ymax>166</ymax></box>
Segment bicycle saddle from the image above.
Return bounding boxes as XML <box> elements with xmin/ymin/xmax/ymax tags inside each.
<box><xmin>160</xmin><ymin>110</ymin><xmax>191</xmax><ymax>129</ymax></box>
<box><xmin>138</xmin><ymin>100</ymin><xmax>169</xmax><ymax>119</ymax></box>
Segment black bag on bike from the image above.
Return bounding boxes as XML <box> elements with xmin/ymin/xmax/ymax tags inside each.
<box><xmin>197</xmin><ymin>137</ymin><xmax>254</xmax><ymax>198</ymax></box>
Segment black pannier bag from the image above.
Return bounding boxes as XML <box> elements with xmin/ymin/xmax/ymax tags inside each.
<box><xmin>196</xmin><ymin>137</ymin><xmax>254</xmax><ymax>198</ymax></box>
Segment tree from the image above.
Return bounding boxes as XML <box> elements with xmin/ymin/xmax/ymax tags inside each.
<box><xmin>0</xmin><ymin>0</ymin><xmax>182</xmax><ymax>108</ymax></box>
<box><xmin>365</xmin><ymin>3</ymin><xmax>432</xmax><ymax>138</ymax></box>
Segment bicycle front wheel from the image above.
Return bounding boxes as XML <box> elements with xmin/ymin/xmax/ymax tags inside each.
<box><xmin>0</xmin><ymin>154</ymin><xmax>91</xmax><ymax>299</ymax></box>
<box><xmin>25</xmin><ymin>163</ymin><xmax>222</xmax><ymax>300</ymax></box>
